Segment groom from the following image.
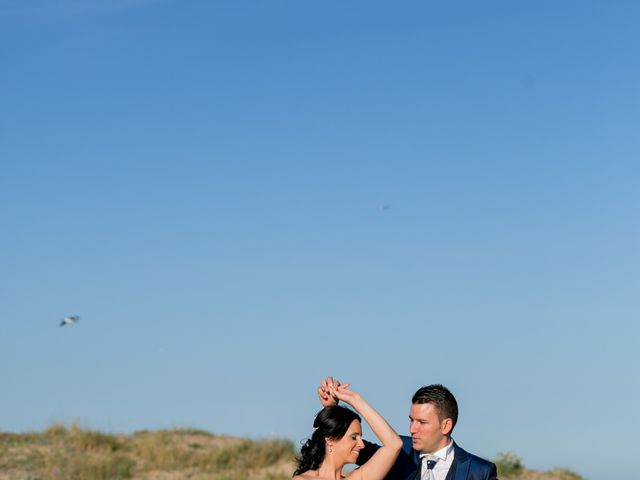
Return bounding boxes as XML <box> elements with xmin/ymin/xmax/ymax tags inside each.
<box><xmin>318</xmin><ymin>378</ymin><xmax>498</xmax><ymax>480</ymax></box>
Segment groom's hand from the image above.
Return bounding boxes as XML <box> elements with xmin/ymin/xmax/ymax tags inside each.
<box><xmin>318</xmin><ymin>376</ymin><xmax>342</xmax><ymax>407</ymax></box>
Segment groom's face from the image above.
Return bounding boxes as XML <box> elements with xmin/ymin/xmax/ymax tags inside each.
<box><xmin>409</xmin><ymin>402</ymin><xmax>450</xmax><ymax>454</ymax></box>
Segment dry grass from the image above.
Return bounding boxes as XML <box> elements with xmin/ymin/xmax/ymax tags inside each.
<box><xmin>507</xmin><ymin>469</ymin><xmax>585</xmax><ymax>480</ymax></box>
<box><xmin>495</xmin><ymin>452</ymin><xmax>584</xmax><ymax>480</ymax></box>
<box><xmin>0</xmin><ymin>424</ymin><xmax>295</xmax><ymax>480</ymax></box>
<box><xmin>0</xmin><ymin>427</ymin><xmax>582</xmax><ymax>480</ymax></box>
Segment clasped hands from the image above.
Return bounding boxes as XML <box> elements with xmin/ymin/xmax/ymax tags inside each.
<box><xmin>317</xmin><ymin>376</ymin><xmax>360</xmax><ymax>407</ymax></box>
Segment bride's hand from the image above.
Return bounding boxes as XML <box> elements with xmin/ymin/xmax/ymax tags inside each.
<box><xmin>328</xmin><ymin>383</ymin><xmax>360</xmax><ymax>405</ymax></box>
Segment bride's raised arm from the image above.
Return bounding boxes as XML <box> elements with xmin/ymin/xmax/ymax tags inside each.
<box><xmin>330</xmin><ymin>384</ymin><xmax>402</xmax><ymax>480</ymax></box>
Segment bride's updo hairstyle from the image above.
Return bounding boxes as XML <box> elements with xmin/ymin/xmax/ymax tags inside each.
<box><xmin>293</xmin><ymin>405</ymin><xmax>362</xmax><ymax>476</ymax></box>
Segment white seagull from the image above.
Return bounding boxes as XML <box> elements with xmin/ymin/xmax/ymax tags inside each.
<box><xmin>60</xmin><ymin>315</ymin><xmax>80</xmax><ymax>327</ymax></box>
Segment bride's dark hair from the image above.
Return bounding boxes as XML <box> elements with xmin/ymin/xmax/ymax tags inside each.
<box><xmin>293</xmin><ymin>405</ymin><xmax>362</xmax><ymax>476</ymax></box>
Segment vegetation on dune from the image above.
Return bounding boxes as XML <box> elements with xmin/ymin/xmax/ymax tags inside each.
<box><xmin>495</xmin><ymin>451</ymin><xmax>525</xmax><ymax>477</ymax></box>
<box><xmin>0</xmin><ymin>425</ymin><xmax>584</xmax><ymax>480</ymax></box>
<box><xmin>494</xmin><ymin>451</ymin><xmax>584</xmax><ymax>480</ymax></box>
<box><xmin>0</xmin><ymin>424</ymin><xmax>295</xmax><ymax>480</ymax></box>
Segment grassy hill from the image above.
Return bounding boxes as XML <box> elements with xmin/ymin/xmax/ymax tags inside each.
<box><xmin>0</xmin><ymin>425</ymin><xmax>294</xmax><ymax>480</ymax></box>
<box><xmin>0</xmin><ymin>425</ymin><xmax>583</xmax><ymax>480</ymax></box>
<box><xmin>494</xmin><ymin>452</ymin><xmax>584</xmax><ymax>480</ymax></box>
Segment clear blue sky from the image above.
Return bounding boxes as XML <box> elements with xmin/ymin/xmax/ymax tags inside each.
<box><xmin>1</xmin><ymin>2</ymin><xmax>638</xmax><ymax>479</ymax></box>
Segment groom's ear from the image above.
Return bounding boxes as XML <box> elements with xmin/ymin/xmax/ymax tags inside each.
<box><xmin>440</xmin><ymin>418</ymin><xmax>453</xmax><ymax>435</ymax></box>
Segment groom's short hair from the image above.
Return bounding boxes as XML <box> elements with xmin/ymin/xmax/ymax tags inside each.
<box><xmin>412</xmin><ymin>384</ymin><xmax>459</xmax><ymax>430</ymax></box>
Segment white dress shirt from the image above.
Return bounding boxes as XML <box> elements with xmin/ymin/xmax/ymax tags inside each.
<box><xmin>420</xmin><ymin>440</ymin><xmax>455</xmax><ymax>480</ymax></box>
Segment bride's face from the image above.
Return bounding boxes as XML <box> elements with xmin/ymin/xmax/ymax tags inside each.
<box><xmin>331</xmin><ymin>419</ymin><xmax>364</xmax><ymax>465</ymax></box>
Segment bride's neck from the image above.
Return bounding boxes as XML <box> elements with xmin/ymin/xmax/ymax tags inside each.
<box><xmin>318</xmin><ymin>458</ymin><xmax>345</xmax><ymax>479</ymax></box>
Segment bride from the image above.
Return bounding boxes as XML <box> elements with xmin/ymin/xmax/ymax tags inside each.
<box><xmin>293</xmin><ymin>382</ymin><xmax>401</xmax><ymax>480</ymax></box>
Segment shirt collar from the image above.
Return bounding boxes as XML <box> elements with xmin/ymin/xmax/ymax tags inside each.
<box><xmin>420</xmin><ymin>439</ymin><xmax>454</xmax><ymax>462</ymax></box>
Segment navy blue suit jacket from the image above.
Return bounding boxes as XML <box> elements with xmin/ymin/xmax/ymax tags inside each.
<box><xmin>357</xmin><ymin>436</ymin><xmax>498</xmax><ymax>480</ymax></box>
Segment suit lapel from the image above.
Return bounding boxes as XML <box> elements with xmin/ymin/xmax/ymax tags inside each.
<box><xmin>400</xmin><ymin>440</ymin><xmax>472</xmax><ymax>480</ymax></box>
<box><xmin>405</xmin><ymin>467</ymin><xmax>421</xmax><ymax>480</ymax></box>
<box><xmin>402</xmin><ymin>446</ymin><xmax>421</xmax><ymax>480</ymax></box>
<box><xmin>453</xmin><ymin>443</ymin><xmax>470</xmax><ymax>480</ymax></box>
<box><xmin>444</xmin><ymin>460</ymin><xmax>456</xmax><ymax>480</ymax></box>
<box><xmin>408</xmin><ymin>449</ymin><xmax>422</xmax><ymax>480</ymax></box>
<box><xmin>400</xmin><ymin>462</ymin><xmax>420</xmax><ymax>480</ymax></box>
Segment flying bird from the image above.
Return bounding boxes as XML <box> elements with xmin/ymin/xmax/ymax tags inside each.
<box><xmin>60</xmin><ymin>315</ymin><xmax>80</xmax><ymax>327</ymax></box>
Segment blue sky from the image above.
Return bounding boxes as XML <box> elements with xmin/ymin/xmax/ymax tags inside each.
<box><xmin>1</xmin><ymin>2</ymin><xmax>639</xmax><ymax>479</ymax></box>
